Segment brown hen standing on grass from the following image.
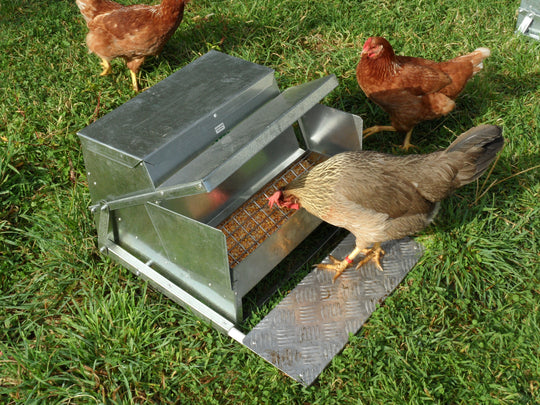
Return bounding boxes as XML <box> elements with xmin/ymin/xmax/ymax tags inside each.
<box><xmin>76</xmin><ymin>0</ymin><xmax>191</xmax><ymax>91</ymax></box>
<box><xmin>268</xmin><ymin>125</ymin><xmax>503</xmax><ymax>281</ymax></box>
<box><xmin>356</xmin><ymin>37</ymin><xmax>491</xmax><ymax>150</ymax></box>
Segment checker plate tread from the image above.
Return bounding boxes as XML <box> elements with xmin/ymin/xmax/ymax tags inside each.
<box><xmin>243</xmin><ymin>235</ymin><xmax>423</xmax><ymax>385</ymax></box>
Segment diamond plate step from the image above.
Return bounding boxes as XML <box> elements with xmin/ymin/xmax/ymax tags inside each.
<box><xmin>243</xmin><ymin>235</ymin><xmax>423</xmax><ymax>386</ymax></box>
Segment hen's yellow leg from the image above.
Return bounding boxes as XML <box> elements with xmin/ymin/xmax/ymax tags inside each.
<box><xmin>400</xmin><ymin>128</ymin><xmax>417</xmax><ymax>151</ymax></box>
<box><xmin>316</xmin><ymin>243</ymin><xmax>386</xmax><ymax>281</ymax></box>
<box><xmin>315</xmin><ymin>246</ymin><xmax>364</xmax><ymax>281</ymax></box>
<box><xmin>130</xmin><ymin>70</ymin><xmax>139</xmax><ymax>92</ymax></box>
<box><xmin>99</xmin><ymin>59</ymin><xmax>112</xmax><ymax>76</ymax></box>
<box><xmin>363</xmin><ymin>125</ymin><xmax>396</xmax><ymax>139</ymax></box>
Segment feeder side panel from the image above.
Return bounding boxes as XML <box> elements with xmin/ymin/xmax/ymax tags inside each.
<box><xmin>79</xmin><ymin>139</ymin><xmax>154</xmax><ymax>203</ymax></box>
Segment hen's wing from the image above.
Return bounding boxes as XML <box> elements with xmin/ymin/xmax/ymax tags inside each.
<box><xmin>88</xmin><ymin>7</ymin><xmax>158</xmax><ymax>40</ymax></box>
<box><xmin>313</xmin><ymin>153</ymin><xmax>437</xmax><ymax>244</ymax></box>
<box><xmin>368</xmin><ymin>87</ymin><xmax>454</xmax><ymax>132</ymax></box>
<box><xmin>393</xmin><ymin>57</ymin><xmax>453</xmax><ymax>95</ymax></box>
<box><xmin>337</xmin><ymin>158</ymin><xmax>435</xmax><ymax>220</ymax></box>
<box><xmin>76</xmin><ymin>0</ymin><xmax>123</xmax><ymax>23</ymax></box>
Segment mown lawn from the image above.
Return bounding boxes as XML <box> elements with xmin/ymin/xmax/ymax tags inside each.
<box><xmin>1</xmin><ymin>0</ymin><xmax>538</xmax><ymax>403</ymax></box>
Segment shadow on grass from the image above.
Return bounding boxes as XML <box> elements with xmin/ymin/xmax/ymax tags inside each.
<box><xmin>143</xmin><ymin>15</ymin><xmax>268</xmax><ymax>73</ymax></box>
<box><xmin>488</xmin><ymin>72</ymin><xmax>540</xmax><ymax>98</ymax></box>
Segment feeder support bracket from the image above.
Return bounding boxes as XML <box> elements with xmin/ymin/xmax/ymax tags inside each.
<box><xmin>95</xmin><ymin>203</ymin><xmax>111</xmax><ymax>254</ymax></box>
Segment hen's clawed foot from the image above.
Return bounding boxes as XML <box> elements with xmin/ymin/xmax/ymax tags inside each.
<box><xmin>99</xmin><ymin>59</ymin><xmax>112</xmax><ymax>76</ymax></box>
<box><xmin>315</xmin><ymin>243</ymin><xmax>386</xmax><ymax>282</ymax></box>
<box><xmin>356</xmin><ymin>243</ymin><xmax>385</xmax><ymax>272</ymax></box>
<box><xmin>399</xmin><ymin>129</ymin><xmax>417</xmax><ymax>151</ymax></box>
<box><xmin>315</xmin><ymin>255</ymin><xmax>353</xmax><ymax>282</ymax></box>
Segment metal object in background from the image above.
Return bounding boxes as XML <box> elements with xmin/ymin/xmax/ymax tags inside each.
<box><xmin>244</xmin><ymin>235</ymin><xmax>423</xmax><ymax>386</ymax></box>
<box><xmin>516</xmin><ymin>0</ymin><xmax>540</xmax><ymax>40</ymax></box>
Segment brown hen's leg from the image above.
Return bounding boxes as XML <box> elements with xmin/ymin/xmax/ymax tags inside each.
<box><xmin>99</xmin><ymin>59</ymin><xmax>112</xmax><ymax>76</ymax></box>
<box><xmin>355</xmin><ymin>242</ymin><xmax>385</xmax><ymax>272</ymax></box>
<box><xmin>400</xmin><ymin>129</ymin><xmax>417</xmax><ymax>151</ymax></box>
<box><xmin>130</xmin><ymin>70</ymin><xmax>139</xmax><ymax>92</ymax></box>
<box><xmin>363</xmin><ymin>125</ymin><xmax>396</xmax><ymax>139</ymax></box>
<box><xmin>127</xmin><ymin>58</ymin><xmax>145</xmax><ymax>92</ymax></box>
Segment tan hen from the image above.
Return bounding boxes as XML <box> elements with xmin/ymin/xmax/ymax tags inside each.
<box><xmin>269</xmin><ymin>125</ymin><xmax>503</xmax><ymax>281</ymax></box>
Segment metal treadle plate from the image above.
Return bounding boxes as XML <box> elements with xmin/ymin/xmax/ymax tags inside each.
<box><xmin>243</xmin><ymin>234</ymin><xmax>423</xmax><ymax>386</ymax></box>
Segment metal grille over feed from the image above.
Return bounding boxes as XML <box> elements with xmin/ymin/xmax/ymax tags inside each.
<box><xmin>217</xmin><ymin>152</ymin><xmax>327</xmax><ymax>268</ymax></box>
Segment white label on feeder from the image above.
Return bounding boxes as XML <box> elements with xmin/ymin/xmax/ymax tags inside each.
<box><xmin>214</xmin><ymin>122</ymin><xmax>225</xmax><ymax>134</ymax></box>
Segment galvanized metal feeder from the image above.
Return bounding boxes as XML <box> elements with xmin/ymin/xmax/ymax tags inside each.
<box><xmin>516</xmin><ymin>0</ymin><xmax>540</xmax><ymax>40</ymax></box>
<box><xmin>78</xmin><ymin>51</ymin><xmax>422</xmax><ymax>385</ymax></box>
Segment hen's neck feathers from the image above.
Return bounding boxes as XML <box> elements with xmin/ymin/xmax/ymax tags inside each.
<box><xmin>283</xmin><ymin>156</ymin><xmax>349</xmax><ymax>218</ymax></box>
<box><xmin>363</xmin><ymin>48</ymin><xmax>399</xmax><ymax>79</ymax></box>
<box><xmin>159</xmin><ymin>0</ymin><xmax>187</xmax><ymax>17</ymax></box>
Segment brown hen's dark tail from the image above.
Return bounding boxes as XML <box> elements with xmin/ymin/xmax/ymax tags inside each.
<box><xmin>445</xmin><ymin>124</ymin><xmax>504</xmax><ymax>187</ymax></box>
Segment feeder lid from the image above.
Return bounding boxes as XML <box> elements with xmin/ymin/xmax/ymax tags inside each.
<box><xmin>77</xmin><ymin>51</ymin><xmax>276</xmax><ymax>170</ymax></box>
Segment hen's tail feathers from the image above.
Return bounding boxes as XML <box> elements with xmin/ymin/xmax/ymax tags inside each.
<box><xmin>459</xmin><ymin>47</ymin><xmax>491</xmax><ymax>74</ymax></box>
<box><xmin>446</xmin><ymin>124</ymin><xmax>504</xmax><ymax>186</ymax></box>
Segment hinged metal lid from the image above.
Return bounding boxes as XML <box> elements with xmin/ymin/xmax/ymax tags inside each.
<box><xmin>78</xmin><ymin>50</ymin><xmax>278</xmax><ymax>180</ymax></box>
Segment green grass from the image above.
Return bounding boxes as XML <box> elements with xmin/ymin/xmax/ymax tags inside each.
<box><xmin>1</xmin><ymin>0</ymin><xmax>539</xmax><ymax>403</ymax></box>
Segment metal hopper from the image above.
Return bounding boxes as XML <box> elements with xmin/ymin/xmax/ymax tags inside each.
<box><xmin>78</xmin><ymin>51</ymin><xmax>422</xmax><ymax>385</ymax></box>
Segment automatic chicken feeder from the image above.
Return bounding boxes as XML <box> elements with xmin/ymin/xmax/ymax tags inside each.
<box><xmin>78</xmin><ymin>51</ymin><xmax>422</xmax><ymax>385</ymax></box>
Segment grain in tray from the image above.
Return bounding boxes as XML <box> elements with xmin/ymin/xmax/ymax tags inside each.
<box><xmin>218</xmin><ymin>152</ymin><xmax>327</xmax><ymax>267</ymax></box>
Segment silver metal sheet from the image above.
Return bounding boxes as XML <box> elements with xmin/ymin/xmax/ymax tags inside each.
<box><xmin>300</xmin><ymin>104</ymin><xmax>363</xmax><ymax>155</ymax></box>
<box><xmin>78</xmin><ymin>50</ymin><xmax>279</xmax><ymax>184</ymax></box>
<box><xmin>243</xmin><ymin>234</ymin><xmax>423</xmax><ymax>386</ymax></box>
<box><xmin>104</xmin><ymin>242</ymin><xmax>240</xmax><ymax>335</ymax></box>
<box><xmin>516</xmin><ymin>0</ymin><xmax>540</xmax><ymax>40</ymax></box>
<box><xmin>161</xmin><ymin>76</ymin><xmax>338</xmax><ymax>191</ymax></box>
<box><xmin>80</xmin><ymin>141</ymin><xmax>156</xmax><ymax>204</ymax></box>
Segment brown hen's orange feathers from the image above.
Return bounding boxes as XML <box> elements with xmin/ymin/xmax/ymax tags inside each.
<box><xmin>76</xmin><ymin>0</ymin><xmax>190</xmax><ymax>91</ymax></box>
<box><xmin>356</xmin><ymin>37</ymin><xmax>490</xmax><ymax>149</ymax></box>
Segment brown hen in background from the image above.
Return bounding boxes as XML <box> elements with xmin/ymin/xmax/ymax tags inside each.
<box><xmin>76</xmin><ymin>0</ymin><xmax>191</xmax><ymax>91</ymax></box>
<box><xmin>356</xmin><ymin>37</ymin><xmax>490</xmax><ymax>150</ymax></box>
<box><xmin>269</xmin><ymin>125</ymin><xmax>503</xmax><ymax>281</ymax></box>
